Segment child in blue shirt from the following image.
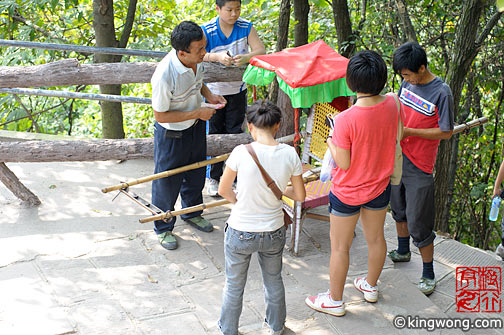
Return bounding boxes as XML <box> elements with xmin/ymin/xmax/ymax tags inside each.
<box><xmin>201</xmin><ymin>0</ymin><xmax>266</xmax><ymax>196</ymax></box>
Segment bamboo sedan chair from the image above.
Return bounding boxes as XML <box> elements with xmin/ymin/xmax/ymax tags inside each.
<box><xmin>282</xmin><ymin>100</ymin><xmax>348</xmax><ymax>255</ymax></box>
<box><xmin>243</xmin><ymin>40</ymin><xmax>355</xmax><ymax>255</ymax></box>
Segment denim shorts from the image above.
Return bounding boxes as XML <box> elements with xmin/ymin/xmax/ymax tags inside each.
<box><xmin>329</xmin><ymin>183</ymin><xmax>391</xmax><ymax>217</ymax></box>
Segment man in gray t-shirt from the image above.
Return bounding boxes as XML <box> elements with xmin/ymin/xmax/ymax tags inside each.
<box><xmin>388</xmin><ymin>42</ymin><xmax>454</xmax><ymax>296</ymax></box>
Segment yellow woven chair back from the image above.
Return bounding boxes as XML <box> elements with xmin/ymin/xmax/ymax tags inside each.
<box><xmin>308</xmin><ymin>103</ymin><xmax>341</xmax><ymax>162</ymax></box>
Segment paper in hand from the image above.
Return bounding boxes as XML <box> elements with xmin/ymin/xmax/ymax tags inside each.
<box><xmin>201</xmin><ymin>102</ymin><xmax>225</xmax><ymax>110</ymax></box>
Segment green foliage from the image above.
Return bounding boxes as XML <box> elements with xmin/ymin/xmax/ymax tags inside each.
<box><xmin>447</xmin><ymin>11</ymin><xmax>504</xmax><ymax>249</ymax></box>
<box><xmin>497</xmin><ymin>0</ymin><xmax>504</xmax><ymax>12</ymax></box>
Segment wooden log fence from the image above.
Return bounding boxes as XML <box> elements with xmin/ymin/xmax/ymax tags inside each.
<box><xmin>0</xmin><ymin>133</ymin><xmax>292</xmax><ymax>206</ymax></box>
<box><xmin>0</xmin><ymin>162</ymin><xmax>41</xmax><ymax>206</ymax></box>
<box><xmin>0</xmin><ymin>41</ymin><xmax>248</xmax><ymax>206</ymax></box>
<box><xmin>0</xmin><ymin>133</ymin><xmax>284</xmax><ymax>162</ymax></box>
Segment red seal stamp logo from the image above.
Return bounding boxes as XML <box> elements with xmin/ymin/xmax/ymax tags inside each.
<box><xmin>456</xmin><ymin>267</ymin><xmax>501</xmax><ymax>313</ymax></box>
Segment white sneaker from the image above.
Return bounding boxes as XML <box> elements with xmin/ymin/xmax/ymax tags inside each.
<box><xmin>206</xmin><ymin>178</ymin><xmax>219</xmax><ymax>196</ymax></box>
<box><xmin>305</xmin><ymin>290</ymin><xmax>345</xmax><ymax>316</ymax></box>
<box><xmin>353</xmin><ymin>277</ymin><xmax>378</xmax><ymax>303</ymax></box>
<box><xmin>263</xmin><ymin>321</ymin><xmax>284</xmax><ymax>335</ymax></box>
<box><xmin>496</xmin><ymin>243</ymin><xmax>504</xmax><ymax>260</ymax></box>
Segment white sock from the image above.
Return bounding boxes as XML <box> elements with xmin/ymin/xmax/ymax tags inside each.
<box><xmin>365</xmin><ymin>278</ymin><xmax>377</xmax><ymax>290</ymax></box>
<box><xmin>328</xmin><ymin>294</ymin><xmax>343</xmax><ymax>305</ymax></box>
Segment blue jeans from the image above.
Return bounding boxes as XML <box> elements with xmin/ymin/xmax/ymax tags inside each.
<box><xmin>219</xmin><ymin>225</ymin><xmax>286</xmax><ymax>335</ymax></box>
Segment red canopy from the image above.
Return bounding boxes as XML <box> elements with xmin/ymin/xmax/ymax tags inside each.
<box><xmin>249</xmin><ymin>40</ymin><xmax>349</xmax><ymax>89</ymax></box>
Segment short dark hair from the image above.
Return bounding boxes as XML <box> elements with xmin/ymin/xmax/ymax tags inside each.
<box><xmin>345</xmin><ymin>50</ymin><xmax>387</xmax><ymax>95</ymax></box>
<box><xmin>216</xmin><ymin>0</ymin><xmax>241</xmax><ymax>7</ymax></box>
<box><xmin>170</xmin><ymin>21</ymin><xmax>204</xmax><ymax>53</ymax></box>
<box><xmin>392</xmin><ymin>42</ymin><xmax>428</xmax><ymax>74</ymax></box>
<box><xmin>246</xmin><ymin>100</ymin><xmax>282</xmax><ymax>129</ymax></box>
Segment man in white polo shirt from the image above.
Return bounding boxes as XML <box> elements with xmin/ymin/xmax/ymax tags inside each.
<box><xmin>151</xmin><ymin>21</ymin><xmax>227</xmax><ymax>250</ymax></box>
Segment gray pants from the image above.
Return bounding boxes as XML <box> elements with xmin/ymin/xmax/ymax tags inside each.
<box><xmin>390</xmin><ymin>154</ymin><xmax>436</xmax><ymax>248</ymax></box>
<box><xmin>219</xmin><ymin>225</ymin><xmax>286</xmax><ymax>335</ymax></box>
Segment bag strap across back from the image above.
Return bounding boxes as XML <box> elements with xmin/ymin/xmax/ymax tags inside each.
<box><xmin>388</xmin><ymin>93</ymin><xmax>403</xmax><ymax>140</ymax></box>
<box><xmin>245</xmin><ymin>144</ymin><xmax>283</xmax><ymax>200</ymax></box>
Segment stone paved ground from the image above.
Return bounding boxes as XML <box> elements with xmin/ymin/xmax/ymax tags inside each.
<box><xmin>0</xmin><ymin>159</ymin><xmax>503</xmax><ymax>335</ymax></box>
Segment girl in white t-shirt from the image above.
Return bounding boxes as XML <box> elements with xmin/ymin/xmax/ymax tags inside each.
<box><xmin>217</xmin><ymin>100</ymin><xmax>305</xmax><ymax>335</ymax></box>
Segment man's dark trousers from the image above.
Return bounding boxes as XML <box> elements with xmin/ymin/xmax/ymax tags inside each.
<box><xmin>208</xmin><ymin>89</ymin><xmax>247</xmax><ymax>181</ymax></box>
<box><xmin>152</xmin><ymin>120</ymin><xmax>206</xmax><ymax>234</ymax></box>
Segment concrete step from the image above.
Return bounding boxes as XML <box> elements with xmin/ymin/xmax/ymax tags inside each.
<box><xmin>276</xmin><ymin>219</ymin><xmax>462</xmax><ymax>335</ymax></box>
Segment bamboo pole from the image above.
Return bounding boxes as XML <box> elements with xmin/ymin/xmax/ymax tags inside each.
<box><xmin>453</xmin><ymin>117</ymin><xmax>488</xmax><ymax>135</ymax></box>
<box><xmin>101</xmin><ymin>153</ymin><xmax>231</xmax><ymax>193</ymax></box>
<box><xmin>138</xmin><ymin>169</ymin><xmax>322</xmax><ymax>223</ymax></box>
<box><xmin>139</xmin><ymin>199</ymin><xmax>230</xmax><ymax>223</ymax></box>
<box><xmin>102</xmin><ymin>134</ymin><xmax>295</xmax><ymax>193</ymax></box>
<box><xmin>291</xmin><ymin>168</ymin><xmax>320</xmax><ymax>186</ymax></box>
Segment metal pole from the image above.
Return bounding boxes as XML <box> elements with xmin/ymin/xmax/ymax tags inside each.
<box><xmin>0</xmin><ymin>87</ymin><xmax>151</xmax><ymax>105</ymax></box>
<box><xmin>0</xmin><ymin>39</ymin><xmax>167</xmax><ymax>59</ymax></box>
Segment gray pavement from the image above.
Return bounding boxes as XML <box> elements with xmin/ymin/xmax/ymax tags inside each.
<box><xmin>0</xmin><ymin>159</ymin><xmax>503</xmax><ymax>335</ymax></box>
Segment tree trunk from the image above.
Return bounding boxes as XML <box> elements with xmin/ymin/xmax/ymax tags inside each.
<box><xmin>276</xmin><ymin>90</ymin><xmax>295</xmax><ymax>138</ymax></box>
<box><xmin>93</xmin><ymin>0</ymin><xmax>129</xmax><ymax>139</ymax></box>
<box><xmin>269</xmin><ymin>0</ymin><xmax>291</xmax><ymax>104</ymax></box>
<box><xmin>394</xmin><ymin>0</ymin><xmax>418</xmax><ymax>42</ymax></box>
<box><xmin>332</xmin><ymin>0</ymin><xmax>355</xmax><ymax>58</ymax></box>
<box><xmin>288</xmin><ymin>0</ymin><xmax>309</xmax><ymax>147</ymax></box>
<box><xmin>434</xmin><ymin>0</ymin><xmax>485</xmax><ymax>232</ymax></box>
<box><xmin>293</xmin><ymin>0</ymin><xmax>309</xmax><ymax>47</ymax></box>
<box><xmin>276</xmin><ymin>0</ymin><xmax>291</xmax><ymax>52</ymax></box>
<box><xmin>99</xmin><ymin>83</ymin><xmax>124</xmax><ymax>138</ymax></box>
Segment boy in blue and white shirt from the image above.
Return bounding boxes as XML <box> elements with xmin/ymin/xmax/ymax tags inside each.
<box><xmin>201</xmin><ymin>0</ymin><xmax>266</xmax><ymax>196</ymax></box>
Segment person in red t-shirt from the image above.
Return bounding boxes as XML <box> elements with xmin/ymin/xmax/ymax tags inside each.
<box><xmin>306</xmin><ymin>50</ymin><xmax>403</xmax><ymax>316</ymax></box>
<box><xmin>388</xmin><ymin>42</ymin><xmax>454</xmax><ymax>296</ymax></box>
